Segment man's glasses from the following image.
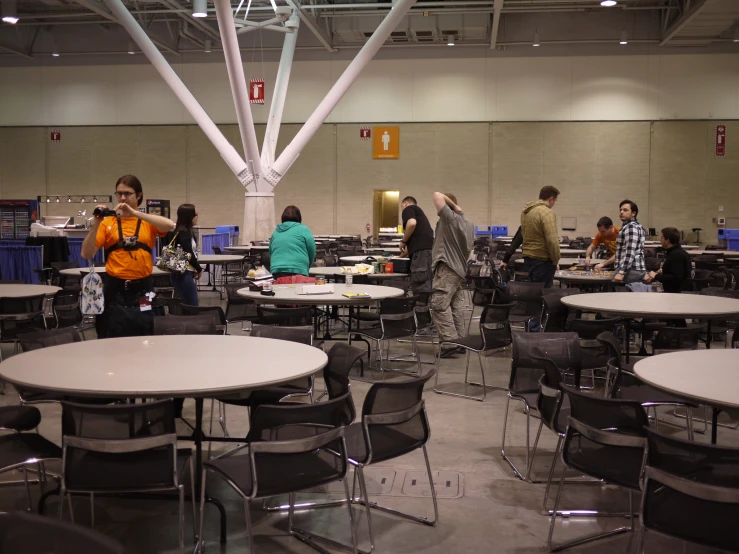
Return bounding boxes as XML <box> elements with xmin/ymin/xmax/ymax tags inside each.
<box><xmin>115</xmin><ymin>191</ymin><xmax>135</xmax><ymax>198</ymax></box>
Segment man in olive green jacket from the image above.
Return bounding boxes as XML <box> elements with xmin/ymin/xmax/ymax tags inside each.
<box><xmin>521</xmin><ymin>186</ymin><xmax>561</xmax><ymax>288</ymax></box>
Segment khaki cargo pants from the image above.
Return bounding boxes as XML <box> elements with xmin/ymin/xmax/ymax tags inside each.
<box><xmin>430</xmin><ymin>262</ymin><xmax>467</xmax><ymax>342</ymax></box>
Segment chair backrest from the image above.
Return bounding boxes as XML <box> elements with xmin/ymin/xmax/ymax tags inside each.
<box><xmin>0</xmin><ymin>294</ymin><xmax>46</xmax><ymax>315</ymax></box>
<box><xmin>531</xmin><ymin>355</ymin><xmax>567</xmax><ymax>435</ymax></box>
<box><xmin>568</xmin><ymin>317</ymin><xmax>621</xmax><ymax>340</ymax></box>
<box><xmin>541</xmin><ymin>289</ymin><xmax>580</xmax><ymax>331</ymax></box>
<box><xmin>0</xmin><ymin>512</ymin><xmax>126</xmax><ymax>554</ymax></box>
<box><xmin>61</xmin><ymin>399</ymin><xmax>179</xmax><ymax>491</ymax></box>
<box><xmin>595</xmin><ymin>330</ymin><xmax>623</xmax><ymax>368</ymax></box>
<box><xmin>642</xmin><ymin>426</ymin><xmax>739</xmax><ymax>553</ymax></box>
<box><xmin>561</xmin><ymin>385</ymin><xmax>648</xmax><ymax>490</ymax></box>
<box><xmin>507</xmin><ymin>281</ymin><xmax>544</xmax><ymax>316</ymax></box>
<box><xmin>18</xmin><ymin>326</ymin><xmax>82</xmax><ymax>352</ymax></box>
<box><xmin>470</xmin><ymin>276</ymin><xmax>496</xmax><ymax>307</ymax></box>
<box><xmin>51</xmin><ymin>290</ymin><xmax>82</xmax><ymax>328</ymax></box>
<box><xmin>212</xmin><ymin>246</ymin><xmax>222</xmax><ymax>254</ymax></box>
<box><xmin>653</xmin><ymin>324</ymin><xmax>705</xmax><ymax>352</ymax></box>
<box><xmin>324</xmin><ymin>342</ymin><xmax>363</xmax><ymax>401</ymax></box>
<box><xmin>180</xmin><ymin>304</ymin><xmax>227</xmax><ymax>328</ymax></box>
<box><xmin>251</xmin><ymin>324</ymin><xmax>313</xmax><ymax>345</ymax></box>
<box><xmin>509</xmin><ymin>332</ymin><xmax>581</xmax><ymax>394</ymax></box>
<box><xmin>378</xmin><ymin>295</ymin><xmax>417</xmax><ymax>338</ymax></box>
<box><xmin>256</xmin><ymin>306</ymin><xmax>312</xmax><ymax>326</ymax></box>
<box><xmin>153</xmin><ymin>314</ymin><xmax>218</xmax><ymax>335</ymax></box>
<box><xmin>479</xmin><ymin>303</ymin><xmax>514</xmax><ymax>351</ymax></box>
<box><xmin>154</xmin><ymin>296</ymin><xmax>183</xmax><ymax>316</ymax></box>
<box><xmin>360</xmin><ymin>370</ymin><xmax>435</xmax><ymax>464</ymax></box>
<box><xmin>223</xmin><ymin>283</ymin><xmax>258</xmax><ymax>321</ymax></box>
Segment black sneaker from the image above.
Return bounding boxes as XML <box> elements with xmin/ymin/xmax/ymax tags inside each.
<box><xmin>439</xmin><ymin>346</ymin><xmax>461</xmax><ymax>359</ymax></box>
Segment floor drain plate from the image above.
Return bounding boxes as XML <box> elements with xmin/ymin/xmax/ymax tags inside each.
<box><xmin>401</xmin><ymin>470</ymin><xmax>463</xmax><ymax>499</ymax></box>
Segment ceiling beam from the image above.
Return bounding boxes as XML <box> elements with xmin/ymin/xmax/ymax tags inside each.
<box><xmin>660</xmin><ymin>0</ymin><xmax>710</xmax><ymax>46</ymax></box>
<box><xmin>489</xmin><ymin>0</ymin><xmax>503</xmax><ymax>49</ymax></box>
<box><xmin>75</xmin><ymin>0</ymin><xmax>180</xmax><ymax>54</ymax></box>
<box><xmin>284</xmin><ymin>0</ymin><xmax>334</xmax><ymax>52</ymax></box>
<box><xmin>0</xmin><ymin>42</ymin><xmax>33</xmax><ymax>58</ymax></box>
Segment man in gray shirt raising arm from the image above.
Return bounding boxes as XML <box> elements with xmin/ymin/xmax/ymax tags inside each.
<box><xmin>430</xmin><ymin>192</ymin><xmax>475</xmax><ymax>358</ymax></box>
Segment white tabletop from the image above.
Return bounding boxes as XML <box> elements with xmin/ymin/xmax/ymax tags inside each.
<box><xmin>366</xmin><ymin>247</ymin><xmax>401</xmax><ymax>253</ymax></box>
<box><xmin>514</xmin><ymin>248</ymin><xmax>587</xmax><ymax>256</ymax></box>
<box><xmin>198</xmin><ymin>254</ymin><xmax>244</xmax><ymax>263</ymax></box>
<box><xmin>340</xmin><ymin>255</ymin><xmax>391</xmax><ymax>263</ymax></box>
<box><xmin>59</xmin><ymin>267</ymin><xmax>167</xmax><ymax>276</ymax></box>
<box><xmin>0</xmin><ymin>284</ymin><xmax>60</xmax><ymax>298</ymax></box>
<box><xmin>514</xmin><ymin>258</ymin><xmax>603</xmax><ymax>266</ymax></box>
<box><xmin>0</xmin><ymin>335</ymin><xmax>327</xmax><ymax>398</ymax></box>
<box><xmin>555</xmin><ymin>271</ymin><xmax>614</xmax><ymax>283</ymax></box>
<box><xmin>681</xmin><ymin>245</ymin><xmax>700</xmax><ymax>250</ymax></box>
<box><xmin>380</xmin><ymin>241</ymin><xmax>402</xmax><ymax>246</ymax></box>
<box><xmin>378</xmin><ymin>232</ymin><xmax>403</xmax><ymax>237</ymax></box>
<box><xmin>309</xmin><ymin>267</ymin><xmax>407</xmax><ymax>279</ymax></box>
<box><xmin>635</xmin><ymin>350</ymin><xmax>739</xmax><ymax>410</ymax></box>
<box><xmin>223</xmin><ymin>245</ymin><xmax>253</xmax><ymax>252</ymax></box>
<box><xmin>562</xmin><ymin>292</ymin><xmax>739</xmax><ymax>318</ymax></box>
<box><xmin>688</xmin><ymin>249</ymin><xmax>739</xmax><ymax>257</ymax></box>
<box><xmin>237</xmin><ymin>283</ymin><xmax>404</xmax><ymax>306</ymax></box>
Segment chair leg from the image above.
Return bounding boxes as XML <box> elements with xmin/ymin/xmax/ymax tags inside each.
<box><xmin>526</xmin><ymin>419</ymin><xmax>544</xmax><ymax>482</ymax></box>
<box><xmin>635</xmin><ymin>526</ymin><xmax>647</xmax><ymax>554</ymax></box>
<box><xmin>243</xmin><ymin>497</ymin><xmax>255</xmax><ymax>554</ymax></box>
<box><xmin>543</xmin><ymin>436</ymin><xmax>563</xmax><ymax>514</ymax></box>
<box><xmin>58</xmin><ymin>488</ymin><xmax>65</xmax><ymax>520</ymax></box>
<box><xmin>500</xmin><ymin>396</ymin><xmax>542</xmax><ymax>482</ymax></box>
<box><xmin>90</xmin><ymin>492</ymin><xmax>95</xmax><ymax>528</ymax></box>
<box><xmin>189</xmin><ymin>457</ymin><xmax>197</xmax><ymax>543</ymax></box>
<box><xmin>197</xmin><ymin>471</ymin><xmax>207</xmax><ymax>554</ymax></box>
<box><xmin>178</xmin><ymin>484</ymin><xmax>185</xmax><ymax>554</ymax></box>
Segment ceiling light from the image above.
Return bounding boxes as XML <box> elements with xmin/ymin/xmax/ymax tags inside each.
<box><xmin>204</xmin><ymin>39</ymin><xmax>211</xmax><ymax>53</ymax></box>
<box><xmin>93</xmin><ymin>196</ymin><xmax>97</xmax><ymax>203</ymax></box>
<box><xmin>620</xmin><ymin>30</ymin><xmax>628</xmax><ymax>45</ymax></box>
<box><xmin>533</xmin><ymin>31</ymin><xmax>540</xmax><ymax>47</ymax></box>
<box><xmin>192</xmin><ymin>0</ymin><xmax>207</xmax><ymax>18</ymax></box>
<box><xmin>1</xmin><ymin>0</ymin><xmax>19</xmax><ymax>24</ymax></box>
<box><xmin>447</xmin><ymin>34</ymin><xmax>455</xmax><ymax>46</ymax></box>
<box><xmin>127</xmin><ymin>41</ymin><xmax>135</xmax><ymax>54</ymax></box>
<box><xmin>55</xmin><ymin>196</ymin><xmax>60</xmax><ymax>203</ymax></box>
<box><xmin>601</xmin><ymin>0</ymin><xmax>617</xmax><ymax>6</ymax></box>
<box><xmin>80</xmin><ymin>197</ymin><xmax>85</xmax><ymax>203</ymax></box>
<box><xmin>46</xmin><ymin>197</ymin><xmax>50</xmax><ymax>203</ymax></box>
<box><xmin>67</xmin><ymin>196</ymin><xmax>72</xmax><ymax>203</ymax></box>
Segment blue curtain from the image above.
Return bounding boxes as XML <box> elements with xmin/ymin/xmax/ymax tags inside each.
<box><xmin>67</xmin><ymin>238</ymin><xmax>103</xmax><ymax>267</ymax></box>
<box><xmin>0</xmin><ymin>245</ymin><xmax>43</xmax><ymax>284</ymax></box>
<box><xmin>201</xmin><ymin>233</ymin><xmax>230</xmax><ymax>255</ymax></box>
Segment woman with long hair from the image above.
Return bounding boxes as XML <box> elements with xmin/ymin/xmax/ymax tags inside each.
<box><xmin>164</xmin><ymin>204</ymin><xmax>203</xmax><ymax>306</ymax></box>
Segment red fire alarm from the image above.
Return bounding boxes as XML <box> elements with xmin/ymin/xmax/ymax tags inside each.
<box><xmin>360</xmin><ymin>127</ymin><xmax>371</xmax><ymax>140</ymax></box>
<box><xmin>249</xmin><ymin>79</ymin><xmax>265</xmax><ymax>104</ymax></box>
<box><xmin>50</xmin><ymin>129</ymin><xmax>61</xmax><ymax>143</ymax></box>
<box><xmin>716</xmin><ymin>125</ymin><xmax>727</xmax><ymax>157</ymax></box>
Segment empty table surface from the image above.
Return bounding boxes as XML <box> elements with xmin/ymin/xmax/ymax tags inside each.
<box><xmin>635</xmin><ymin>350</ymin><xmax>739</xmax><ymax>410</ymax></box>
<box><xmin>562</xmin><ymin>292</ymin><xmax>739</xmax><ymax>318</ymax></box>
<box><xmin>0</xmin><ymin>284</ymin><xmax>60</xmax><ymax>298</ymax></box>
<box><xmin>688</xmin><ymin>249</ymin><xmax>739</xmax><ymax>257</ymax></box>
<box><xmin>309</xmin><ymin>267</ymin><xmax>408</xmax><ymax>279</ymax></box>
<box><xmin>59</xmin><ymin>267</ymin><xmax>167</xmax><ymax>276</ymax></box>
<box><xmin>0</xmin><ymin>335</ymin><xmax>327</xmax><ymax>398</ymax></box>
<box><xmin>198</xmin><ymin>254</ymin><xmax>244</xmax><ymax>263</ymax></box>
<box><xmin>237</xmin><ymin>283</ymin><xmax>403</xmax><ymax>306</ymax></box>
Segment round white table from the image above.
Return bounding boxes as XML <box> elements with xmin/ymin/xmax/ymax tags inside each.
<box><xmin>554</xmin><ymin>270</ymin><xmax>614</xmax><ymax>285</ymax></box>
<box><xmin>514</xmin><ymin>258</ymin><xmax>603</xmax><ymax>267</ymax></box>
<box><xmin>309</xmin><ymin>267</ymin><xmax>408</xmax><ymax>280</ymax></box>
<box><xmin>0</xmin><ymin>284</ymin><xmax>60</xmax><ymax>298</ymax></box>
<box><xmin>561</xmin><ymin>292</ymin><xmax>739</xmax><ymax>319</ymax></box>
<box><xmin>198</xmin><ymin>254</ymin><xmax>244</xmax><ymax>264</ymax></box>
<box><xmin>340</xmin><ymin>255</ymin><xmax>399</xmax><ymax>263</ymax></box>
<box><xmin>681</xmin><ymin>245</ymin><xmax>700</xmax><ymax>250</ymax></box>
<box><xmin>688</xmin><ymin>249</ymin><xmax>739</xmax><ymax>257</ymax></box>
<box><xmin>237</xmin><ymin>283</ymin><xmax>403</xmax><ymax>306</ymax></box>
<box><xmin>635</xmin><ymin>350</ymin><xmax>739</xmax><ymax>443</ymax></box>
<box><xmin>59</xmin><ymin>267</ymin><xmax>167</xmax><ymax>276</ymax></box>
<box><xmin>514</xmin><ymin>248</ymin><xmax>587</xmax><ymax>256</ymax></box>
<box><xmin>365</xmin><ymin>247</ymin><xmax>401</xmax><ymax>253</ymax></box>
<box><xmin>380</xmin><ymin>241</ymin><xmax>401</xmax><ymax>246</ymax></box>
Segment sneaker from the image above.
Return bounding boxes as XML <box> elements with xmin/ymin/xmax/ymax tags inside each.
<box><xmin>439</xmin><ymin>346</ymin><xmax>461</xmax><ymax>359</ymax></box>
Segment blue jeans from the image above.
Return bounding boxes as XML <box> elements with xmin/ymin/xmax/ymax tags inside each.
<box><xmin>170</xmin><ymin>271</ymin><xmax>199</xmax><ymax>306</ymax></box>
<box><xmin>524</xmin><ymin>257</ymin><xmax>557</xmax><ymax>289</ymax></box>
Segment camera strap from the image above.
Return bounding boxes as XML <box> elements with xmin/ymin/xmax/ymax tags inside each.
<box><xmin>104</xmin><ymin>217</ymin><xmax>152</xmax><ymax>261</ymax></box>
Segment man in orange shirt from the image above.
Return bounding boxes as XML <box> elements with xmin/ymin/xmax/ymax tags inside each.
<box><xmin>81</xmin><ymin>175</ymin><xmax>175</xmax><ymax>338</ymax></box>
<box><xmin>584</xmin><ymin>216</ymin><xmax>620</xmax><ymax>270</ymax></box>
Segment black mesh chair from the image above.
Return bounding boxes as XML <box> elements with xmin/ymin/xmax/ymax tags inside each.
<box><xmin>507</xmin><ymin>281</ymin><xmax>544</xmax><ymax>331</ymax></box>
<box><xmin>502</xmin><ymin>333</ymin><xmax>581</xmax><ymax>482</ymax></box>
<box><xmin>211</xmin><ymin>246</ymin><xmax>243</xmax><ymax>285</ymax></box>
<box><xmin>696</xmin><ymin>287</ymin><xmax>739</xmax><ymax>344</ymax></box>
<box><xmin>683</xmin><ymin>268</ymin><xmax>714</xmax><ymax>292</ymax></box>
<box><xmin>0</xmin><ymin>405</ymin><xmax>61</xmax><ymax>511</ymax></box>
<box><xmin>567</xmin><ymin>317</ymin><xmax>621</xmax><ymax>385</ymax></box>
<box><xmin>547</xmin><ymin>386</ymin><xmax>648</xmax><ymax>552</ymax></box>
<box><xmin>434</xmin><ymin>303</ymin><xmax>514</xmax><ymax>401</ymax></box>
<box><xmin>354</xmin><ymin>296</ymin><xmax>421</xmax><ymax>376</ymax></box>
<box><xmin>344</xmin><ymin>371</ymin><xmax>438</xmax><ymax>552</ymax></box>
<box><xmin>153</xmin><ymin>296</ymin><xmax>183</xmax><ymax>316</ymax></box>
<box><xmin>50</xmin><ymin>261</ymin><xmax>80</xmax><ymax>288</ymax></box>
<box><xmin>151</xmin><ymin>273</ymin><xmax>175</xmax><ymax>299</ymax></box>
<box><xmin>0</xmin><ymin>512</ymin><xmax>126</xmax><ymax>554</ymax></box>
<box><xmin>541</xmin><ymin>289</ymin><xmax>581</xmax><ymax>332</ymax></box>
<box><xmin>60</xmin><ymin>400</ymin><xmax>194</xmax><ymax>552</ymax></box>
<box><xmin>651</xmin><ymin>323</ymin><xmax>706</xmax><ymax>353</ymax></box>
<box><xmin>51</xmin><ymin>290</ymin><xmax>82</xmax><ymax>330</ymax></box>
<box><xmin>466</xmin><ymin>276</ymin><xmax>497</xmax><ymax>333</ymax></box>
<box><xmin>152</xmin><ymin>314</ymin><xmax>218</xmax><ymax>335</ymax></box>
<box><xmin>638</xmin><ymin>427</ymin><xmax>739</xmax><ymax>554</ymax></box>
<box><xmin>180</xmin><ymin>304</ymin><xmax>227</xmax><ymax>334</ymax></box>
<box><xmin>198</xmin><ymin>396</ymin><xmax>358</xmax><ymax>554</ymax></box>
<box><xmin>224</xmin><ymin>283</ymin><xmax>258</xmax><ymax>333</ymax></box>
<box><xmin>0</xmin><ymin>294</ymin><xmax>47</xmax><ymax>361</ymax></box>
<box><xmin>256</xmin><ymin>306</ymin><xmax>312</xmax><ymax>327</ymax></box>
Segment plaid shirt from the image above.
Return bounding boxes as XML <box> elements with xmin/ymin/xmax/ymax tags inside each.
<box><xmin>614</xmin><ymin>218</ymin><xmax>646</xmax><ymax>275</ymax></box>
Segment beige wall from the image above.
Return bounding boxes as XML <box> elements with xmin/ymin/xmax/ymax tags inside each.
<box><xmin>1</xmin><ymin>121</ymin><xmax>738</xmax><ymax>243</ymax></box>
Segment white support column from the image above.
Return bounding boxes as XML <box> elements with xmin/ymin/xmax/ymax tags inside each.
<box><xmin>214</xmin><ymin>0</ymin><xmax>262</xmax><ymax>191</ymax></box>
<box><xmin>242</xmin><ymin>192</ymin><xmax>275</xmax><ymax>245</ymax></box>
<box><xmin>266</xmin><ymin>0</ymin><xmax>416</xmax><ymax>186</ymax></box>
<box><xmin>261</xmin><ymin>10</ymin><xmax>299</xmax><ymax>169</ymax></box>
<box><xmin>102</xmin><ymin>0</ymin><xmax>250</xmax><ymax>184</ymax></box>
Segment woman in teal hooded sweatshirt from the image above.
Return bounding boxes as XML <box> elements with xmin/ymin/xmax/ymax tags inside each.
<box><xmin>269</xmin><ymin>205</ymin><xmax>316</xmax><ymax>277</ymax></box>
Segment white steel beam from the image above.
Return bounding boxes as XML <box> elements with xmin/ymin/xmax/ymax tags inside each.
<box><xmin>660</xmin><ymin>0</ymin><xmax>710</xmax><ymax>45</ymax></box>
<box><xmin>284</xmin><ymin>0</ymin><xmax>334</xmax><ymax>52</ymax></box>
<box><xmin>102</xmin><ymin>0</ymin><xmax>249</xmax><ymax>184</ymax></box>
<box><xmin>261</xmin><ymin>10</ymin><xmax>299</xmax><ymax>168</ymax></box>
<box><xmin>214</xmin><ymin>0</ymin><xmax>262</xmax><ymax>190</ymax></box>
<box><xmin>266</xmin><ymin>0</ymin><xmax>416</xmax><ymax>187</ymax></box>
<box><xmin>489</xmin><ymin>0</ymin><xmax>503</xmax><ymax>49</ymax></box>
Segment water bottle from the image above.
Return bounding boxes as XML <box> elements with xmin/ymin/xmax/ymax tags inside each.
<box><xmin>345</xmin><ymin>274</ymin><xmax>353</xmax><ymax>286</ymax></box>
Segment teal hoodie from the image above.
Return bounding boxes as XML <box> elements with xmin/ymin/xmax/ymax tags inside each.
<box><xmin>269</xmin><ymin>222</ymin><xmax>316</xmax><ymax>276</ymax></box>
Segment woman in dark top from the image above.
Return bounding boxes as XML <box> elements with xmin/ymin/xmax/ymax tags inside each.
<box><xmin>164</xmin><ymin>204</ymin><xmax>202</xmax><ymax>306</ymax></box>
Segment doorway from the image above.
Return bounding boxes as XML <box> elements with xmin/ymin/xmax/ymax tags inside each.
<box><xmin>372</xmin><ymin>190</ymin><xmax>400</xmax><ymax>239</ymax></box>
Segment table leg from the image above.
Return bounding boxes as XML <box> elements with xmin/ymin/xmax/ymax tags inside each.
<box><xmin>711</xmin><ymin>407</ymin><xmax>719</xmax><ymax>444</ymax></box>
<box><xmin>706</xmin><ymin>320</ymin><xmax>712</xmax><ymax>349</ymax></box>
<box><xmin>194</xmin><ymin>398</ymin><xmax>228</xmax><ymax>544</ymax></box>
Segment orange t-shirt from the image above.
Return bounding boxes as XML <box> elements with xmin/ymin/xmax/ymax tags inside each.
<box><xmin>592</xmin><ymin>226</ymin><xmax>621</xmax><ymax>255</ymax></box>
<box><xmin>95</xmin><ymin>216</ymin><xmax>165</xmax><ymax>280</ymax></box>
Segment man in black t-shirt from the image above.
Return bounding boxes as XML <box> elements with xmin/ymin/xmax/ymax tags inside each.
<box><xmin>400</xmin><ymin>196</ymin><xmax>434</xmax><ymax>294</ymax></box>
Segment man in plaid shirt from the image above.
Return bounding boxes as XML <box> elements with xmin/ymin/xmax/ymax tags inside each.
<box><xmin>613</xmin><ymin>199</ymin><xmax>647</xmax><ymax>283</ymax></box>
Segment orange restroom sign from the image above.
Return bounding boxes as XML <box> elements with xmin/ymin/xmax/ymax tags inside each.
<box><xmin>373</xmin><ymin>126</ymin><xmax>400</xmax><ymax>159</ymax></box>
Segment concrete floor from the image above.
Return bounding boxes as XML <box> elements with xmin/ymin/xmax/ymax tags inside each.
<box><xmin>0</xmin><ymin>291</ymin><xmax>735</xmax><ymax>554</ymax></box>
